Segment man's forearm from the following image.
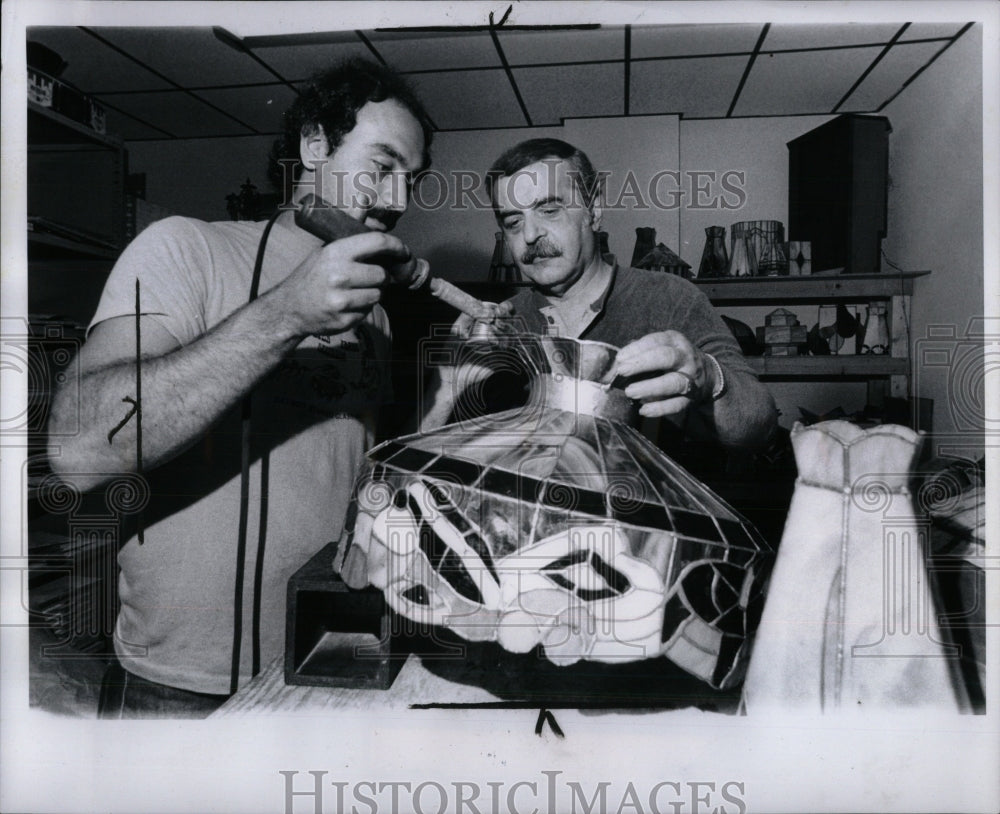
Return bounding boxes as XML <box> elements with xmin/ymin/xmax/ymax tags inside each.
<box><xmin>48</xmin><ymin>291</ymin><xmax>302</xmax><ymax>490</ymax></box>
<box><xmin>700</xmin><ymin>371</ymin><xmax>778</xmax><ymax>450</ymax></box>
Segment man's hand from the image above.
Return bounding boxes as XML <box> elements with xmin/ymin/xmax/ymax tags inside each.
<box><xmin>265</xmin><ymin>231</ymin><xmax>410</xmax><ymax>337</ymax></box>
<box><xmin>418</xmin><ymin>301</ymin><xmax>515</xmax><ymax>432</ymax></box>
<box><xmin>612</xmin><ymin>330</ymin><xmax>720</xmax><ymax>417</ymax></box>
<box><xmin>437</xmin><ymin>300</ymin><xmax>515</xmax><ymax>386</ymax></box>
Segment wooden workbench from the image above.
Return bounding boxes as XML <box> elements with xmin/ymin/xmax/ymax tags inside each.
<box><xmin>213</xmin><ymin>635</ymin><xmax>742</xmax><ymax>718</ymax></box>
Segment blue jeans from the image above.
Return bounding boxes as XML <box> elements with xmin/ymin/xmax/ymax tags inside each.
<box><xmin>98</xmin><ymin>660</ymin><xmax>230</xmax><ymax>719</ymax></box>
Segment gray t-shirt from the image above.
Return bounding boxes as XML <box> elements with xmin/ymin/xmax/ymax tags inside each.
<box><xmin>91</xmin><ymin>216</ymin><xmax>391</xmax><ymax>694</ymax></box>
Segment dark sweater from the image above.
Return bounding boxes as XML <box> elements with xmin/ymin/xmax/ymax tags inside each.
<box><xmin>506</xmin><ymin>264</ymin><xmax>755</xmax><ymax>379</ymax></box>
<box><xmin>459</xmin><ymin>265</ymin><xmax>761</xmax><ymax>428</ymax></box>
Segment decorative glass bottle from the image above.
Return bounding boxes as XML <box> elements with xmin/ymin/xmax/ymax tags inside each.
<box><xmin>487</xmin><ymin>231</ymin><xmax>505</xmax><ymax>282</ymax></box>
<box><xmin>630</xmin><ymin>227</ymin><xmax>656</xmax><ymax>268</ymax></box>
<box><xmin>697</xmin><ymin>226</ymin><xmax>729</xmax><ymax>278</ymax></box>
<box><xmin>598</xmin><ymin>231</ymin><xmax>612</xmax><ymax>262</ymax></box>
<box><xmin>728</xmin><ymin>234</ymin><xmax>756</xmax><ymax>277</ymax></box>
<box><xmin>862</xmin><ymin>303</ymin><xmax>890</xmax><ymax>354</ymax></box>
<box><xmin>755</xmin><ymin>232</ymin><xmax>788</xmax><ymax>276</ymax></box>
<box><xmin>488</xmin><ymin>231</ymin><xmax>521</xmax><ymax>283</ymax></box>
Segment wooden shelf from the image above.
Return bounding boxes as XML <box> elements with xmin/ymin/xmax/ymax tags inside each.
<box><xmin>747</xmin><ymin>354</ymin><xmax>907</xmax><ymax>379</ymax></box>
<box><xmin>28</xmin><ymin>100</ymin><xmax>122</xmax><ymax>149</ymax></box>
<box><xmin>28</xmin><ymin>97</ymin><xmax>127</xmax><ymax>262</ymax></box>
<box><xmin>695</xmin><ymin>270</ymin><xmax>930</xmax><ymax>403</ymax></box>
<box><xmin>28</xmin><ymin>230</ymin><xmax>120</xmax><ymax>260</ymax></box>
<box><xmin>693</xmin><ymin>270</ymin><xmax>931</xmax><ymax>304</ymax></box>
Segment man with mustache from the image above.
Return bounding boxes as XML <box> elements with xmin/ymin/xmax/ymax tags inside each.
<box><xmin>422</xmin><ymin>137</ymin><xmax>776</xmax><ymax>450</ymax></box>
<box><xmin>46</xmin><ymin>58</ymin><xmax>433</xmax><ymax>716</ymax></box>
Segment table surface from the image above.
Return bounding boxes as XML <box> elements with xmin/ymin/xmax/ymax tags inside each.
<box><xmin>212</xmin><ymin>635</ymin><xmax>743</xmax><ymax>718</ymax></box>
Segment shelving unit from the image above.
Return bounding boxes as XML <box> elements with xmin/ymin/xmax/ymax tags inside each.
<box><xmin>685</xmin><ymin>270</ymin><xmax>931</xmax><ymax>543</ymax></box>
<box><xmin>27</xmin><ymin>99</ymin><xmax>126</xmax><ymax>657</ymax></box>
<box><xmin>694</xmin><ymin>271</ymin><xmax>930</xmax><ymax>401</ymax></box>
<box><xmin>28</xmin><ymin>98</ymin><xmax>120</xmax><ymax>147</ymax></box>
<box><xmin>28</xmin><ymin>230</ymin><xmax>121</xmax><ymax>261</ymax></box>
<box><xmin>28</xmin><ymin>100</ymin><xmax>127</xmax><ymax>262</ymax></box>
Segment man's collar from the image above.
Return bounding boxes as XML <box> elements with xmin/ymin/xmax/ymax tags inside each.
<box><xmin>529</xmin><ymin>258</ymin><xmax>617</xmax><ymax>338</ymax></box>
<box><xmin>588</xmin><ymin>256</ymin><xmax>617</xmax><ymax>316</ymax></box>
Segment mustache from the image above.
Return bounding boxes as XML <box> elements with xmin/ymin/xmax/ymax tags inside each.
<box><xmin>520</xmin><ymin>240</ymin><xmax>562</xmax><ymax>264</ymax></box>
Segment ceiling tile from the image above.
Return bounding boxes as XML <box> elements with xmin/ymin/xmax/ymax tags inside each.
<box><xmin>249</xmin><ymin>40</ymin><xmax>375</xmax><ymax>81</ymax></box>
<box><xmin>513</xmin><ymin>63</ymin><xmax>623</xmax><ymax>125</ymax></box>
<box><xmin>364</xmin><ymin>31</ymin><xmax>500</xmax><ymax>71</ymax></box>
<box><xmin>762</xmin><ymin>23</ymin><xmax>903</xmax><ymax>51</ymax></box>
<box><xmin>27</xmin><ymin>26</ymin><xmax>171</xmax><ymax>93</ymax></box>
<box><xmin>498</xmin><ymin>28</ymin><xmax>624</xmax><ymax>64</ymax></box>
<box><xmin>631</xmin><ymin>55</ymin><xmax>747</xmax><ymax>118</ymax></box>
<box><xmin>23</xmin><ymin>23</ymin><xmax>973</xmax><ymax>140</ymax></box>
<box><xmin>631</xmin><ymin>24</ymin><xmax>764</xmax><ymax>58</ymax></box>
<box><xmin>407</xmin><ymin>69</ymin><xmax>525</xmax><ymax>129</ymax></box>
<box><xmin>100</xmin><ymin>106</ymin><xmax>176</xmax><ymax>141</ymax></box>
<box><xmin>733</xmin><ymin>47</ymin><xmax>883</xmax><ymax>116</ymax></box>
<box><xmin>899</xmin><ymin>23</ymin><xmax>966</xmax><ymax>41</ymax></box>
<box><xmin>838</xmin><ymin>41</ymin><xmax>946</xmax><ymax>112</ymax></box>
<box><xmin>96</xmin><ymin>91</ymin><xmax>256</xmax><ymax>138</ymax></box>
<box><xmin>195</xmin><ymin>84</ymin><xmax>298</xmax><ymax>134</ymax></box>
<box><xmin>93</xmin><ymin>27</ymin><xmax>276</xmax><ymax>87</ymax></box>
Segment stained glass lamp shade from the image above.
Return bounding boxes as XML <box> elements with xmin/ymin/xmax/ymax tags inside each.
<box><xmin>335</xmin><ymin>335</ymin><xmax>773</xmax><ymax>690</ymax></box>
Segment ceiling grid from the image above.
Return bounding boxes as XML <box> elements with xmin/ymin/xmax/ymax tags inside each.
<box><xmin>831</xmin><ymin>24</ymin><xmax>910</xmax><ymax>113</ymax></box>
<box><xmin>24</xmin><ymin>22</ymin><xmax>972</xmax><ymax>142</ymax></box>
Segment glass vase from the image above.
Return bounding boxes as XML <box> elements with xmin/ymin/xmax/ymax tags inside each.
<box><xmin>862</xmin><ymin>303</ymin><xmax>890</xmax><ymax>354</ymax></box>
<box><xmin>630</xmin><ymin>227</ymin><xmax>657</xmax><ymax>269</ymax></box>
<box><xmin>728</xmin><ymin>234</ymin><xmax>756</xmax><ymax>277</ymax></box>
<box><xmin>697</xmin><ymin>226</ymin><xmax>729</xmax><ymax>278</ymax></box>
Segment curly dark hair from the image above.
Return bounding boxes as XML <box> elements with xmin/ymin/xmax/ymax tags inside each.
<box><xmin>266</xmin><ymin>57</ymin><xmax>434</xmax><ymax>193</ymax></box>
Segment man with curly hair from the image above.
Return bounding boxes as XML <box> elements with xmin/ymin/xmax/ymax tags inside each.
<box><xmin>47</xmin><ymin>58</ymin><xmax>433</xmax><ymax>717</ymax></box>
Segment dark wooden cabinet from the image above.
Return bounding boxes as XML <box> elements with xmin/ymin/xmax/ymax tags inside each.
<box><xmin>787</xmin><ymin>114</ymin><xmax>891</xmax><ymax>276</ymax></box>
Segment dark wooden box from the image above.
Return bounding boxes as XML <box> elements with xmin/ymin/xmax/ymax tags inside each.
<box><xmin>285</xmin><ymin>541</ymin><xmax>402</xmax><ymax>689</ymax></box>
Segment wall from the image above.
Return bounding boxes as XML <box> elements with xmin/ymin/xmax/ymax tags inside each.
<box><xmin>563</xmin><ymin>115</ymin><xmax>680</xmax><ymax>271</ymax></box>
<box><xmin>882</xmin><ymin>27</ymin><xmax>985</xmax><ymax>453</ymax></box>
<box><xmin>678</xmin><ymin>116</ymin><xmax>831</xmax><ymax>266</ymax></box>
<box><xmin>126</xmin><ymin>135</ymin><xmax>275</xmax><ymax>222</ymax></box>
<box><xmin>390</xmin><ymin>115</ymin><xmax>680</xmax><ymax>283</ymax></box>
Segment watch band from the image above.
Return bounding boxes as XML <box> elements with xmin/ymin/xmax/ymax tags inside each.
<box><xmin>704</xmin><ymin>353</ymin><xmax>726</xmax><ymax>401</ymax></box>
